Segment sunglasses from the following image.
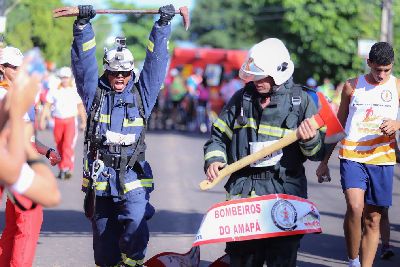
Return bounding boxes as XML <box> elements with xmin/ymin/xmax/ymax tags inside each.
<box><xmin>108</xmin><ymin>70</ymin><xmax>131</xmax><ymax>77</ymax></box>
<box><xmin>3</xmin><ymin>63</ymin><xmax>18</xmax><ymax>70</ymax></box>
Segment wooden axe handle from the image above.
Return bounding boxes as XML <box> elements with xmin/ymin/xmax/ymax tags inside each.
<box><xmin>199</xmin><ymin>117</ymin><xmax>321</xmax><ymax>190</ymax></box>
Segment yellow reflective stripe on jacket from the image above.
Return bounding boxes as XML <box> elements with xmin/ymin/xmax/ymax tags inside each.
<box><xmin>123</xmin><ymin>118</ymin><xmax>144</xmax><ymax>127</ymax></box>
<box><xmin>82</xmin><ymin>177</ymin><xmax>89</xmax><ymax>188</ymax></box>
<box><xmin>99</xmin><ymin>114</ymin><xmax>110</xmax><ymax>123</ymax></box>
<box><xmin>300</xmin><ymin>141</ymin><xmax>321</xmax><ymax>156</ymax></box>
<box><xmin>82</xmin><ymin>178</ymin><xmax>153</xmax><ymax>193</ymax></box>
<box><xmin>124</xmin><ymin>179</ymin><xmax>153</xmax><ymax>194</ymax></box>
<box><xmin>99</xmin><ymin>115</ymin><xmax>143</xmax><ymax>127</ymax></box>
<box><xmin>258</xmin><ymin>124</ymin><xmax>293</xmax><ymax>138</ymax></box>
<box><xmin>82</xmin><ymin>178</ymin><xmax>108</xmax><ymax>191</ymax></box>
<box><xmin>213</xmin><ymin>118</ymin><xmax>233</xmax><ymax>140</ymax></box>
<box><xmin>234</xmin><ymin>118</ymin><xmax>258</xmax><ymax>130</ymax></box>
<box><xmin>205</xmin><ymin>150</ymin><xmax>227</xmax><ymax>162</ymax></box>
<box><xmin>83</xmin><ymin>37</ymin><xmax>96</xmax><ymax>51</ymax></box>
<box><xmin>147</xmin><ymin>40</ymin><xmax>154</xmax><ymax>52</ymax></box>
<box><xmin>122</xmin><ymin>253</ymin><xmax>144</xmax><ymax>266</ymax></box>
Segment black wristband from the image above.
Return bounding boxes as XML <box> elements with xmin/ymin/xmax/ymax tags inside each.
<box><xmin>46</xmin><ymin>148</ymin><xmax>55</xmax><ymax>159</ymax></box>
<box><xmin>27</xmin><ymin>158</ymin><xmax>46</xmax><ymax>166</ymax></box>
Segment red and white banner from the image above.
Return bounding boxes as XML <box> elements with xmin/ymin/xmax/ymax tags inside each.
<box><xmin>193</xmin><ymin>194</ymin><xmax>321</xmax><ymax>247</ymax></box>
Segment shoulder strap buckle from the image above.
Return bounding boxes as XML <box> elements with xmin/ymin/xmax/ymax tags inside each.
<box><xmin>291</xmin><ymin>96</ymin><xmax>301</xmax><ymax>106</ymax></box>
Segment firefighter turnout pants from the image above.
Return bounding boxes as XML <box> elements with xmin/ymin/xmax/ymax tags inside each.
<box><xmin>92</xmin><ymin>190</ymin><xmax>155</xmax><ymax>267</ymax></box>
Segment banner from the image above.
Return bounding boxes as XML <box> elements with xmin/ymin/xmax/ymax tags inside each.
<box><xmin>193</xmin><ymin>194</ymin><xmax>321</xmax><ymax>247</ymax></box>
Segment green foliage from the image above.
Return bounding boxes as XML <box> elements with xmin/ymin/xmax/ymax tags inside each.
<box><xmin>108</xmin><ymin>0</ymin><xmax>157</xmax><ymax>63</ymax></box>
<box><xmin>92</xmin><ymin>16</ymin><xmax>112</xmax><ymax>72</ymax></box>
<box><xmin>277</xmin><ymin>0</ymin><xmax>364</xmax><ymax>83</ymax></box>
<box><xmin>391</xmin><ymin>1</ymin><xmax>400</xmax><ymax>77</ymax></box>
<box><xmin>4</xmin><ymin>0</ymin><xmax>112</xmax><ymax>69</ymax></box>
<box><xmin>179</xmin><ymin>0</ymin><xmax>263</xmax><ymax>49</ymax></box>
<box><xmin>187</xmin><ymin>0</ymin><xmax>400</xmax><ymax>85</ymax></box>
<box><xmin>5</xmin><ymin>0</ymin><xmax>74</xmax><ymax>66</ymax></box>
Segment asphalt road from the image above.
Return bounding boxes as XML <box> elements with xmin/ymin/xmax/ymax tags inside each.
<box><xmin>1</xmin><ymin>129</ymin><xmax>399</xmax><ymax>267</ymax></box>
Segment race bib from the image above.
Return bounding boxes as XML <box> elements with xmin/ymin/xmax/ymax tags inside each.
<box><xmin>250</xmin><ymin>141</ymin><xmax>283</xmax><ymax>167</ymax></box>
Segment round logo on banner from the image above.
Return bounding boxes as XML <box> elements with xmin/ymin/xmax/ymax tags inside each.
<box><xmin>381</xmin><ymin>90</ymin><xmax>392</xmax><ymax>102</ymax></box>
<box><xmin>271</xmin><ymin>199</ymin><xmax>298</xmax><ymax>231</ymax></box>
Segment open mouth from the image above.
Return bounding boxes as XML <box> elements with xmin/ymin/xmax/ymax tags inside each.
<box><xmin>114</xmin><ymin>80</ymin><xmax>125</xmax><ymax>90</ymax></box>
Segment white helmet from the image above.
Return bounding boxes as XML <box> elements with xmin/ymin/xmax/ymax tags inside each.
<box><xmin>103</xmin><ymin>37</ymin><xmax>135</xmax><ymax>72</ymax></box>
<box><xmin>239</xmin><ymin>38</ymin><xmax>294</xmax><ymax>85</ymax></box>
<box><xmin>0</xmin><ymin>46</ymin><xmax>23</xmax><ymax>67</ymax></box>
<box><xmin>57</xmin><ymin>66</ymin><xmax>72</xmax><ymax>78</ymax></box>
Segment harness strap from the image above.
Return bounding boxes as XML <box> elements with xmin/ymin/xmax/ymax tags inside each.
<box><xmin>117</xmin><ymin>83</ymin><xmax>147</xmax><ymax>194</ymax></box>
<box><xmin>85</xmin><ymin>78</ymin><xmax>107</xmax><ymax>146</ymax></box>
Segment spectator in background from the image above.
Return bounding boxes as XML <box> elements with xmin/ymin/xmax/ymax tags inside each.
<box><xmin>39</xmin><ymin>66</ymin><xmax>86</xmax><ymax>180</ymax></box>
<box><xmin>196</xmin><ymin>76</ymin><xmax>210</xmax><ymax>133</ymax></box>
<box><xmin>185</xmin><ymin>67</ymin><xmax>203</xmax><ymax>131</ymax></box>
<box><xmin>169</xmin><ymin>67</ymin><xmax>187</xmax><ymax>130</ymax></box>
<box><xmin>317</xmin><ymin>77</ymin><xmax>335</xmax><ymax>101</ymax></box>
<box><xmin>306</xmin><ymin>77</ymin><xmax>317</xmax><ymax>89</ymax></box>
<box><xmin>186</xmin><ymin>67</ymin><xmax>203</xmax><ymax>96</ymax></box>
<box><xmin>220</xmin><ymin>70</ymin><xmax>244</xmax><ymax>104</ymax></box>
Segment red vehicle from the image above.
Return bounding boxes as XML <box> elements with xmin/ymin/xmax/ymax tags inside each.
<box><xmin>169</xmin><ymin>47</ymin><xmax>247</xmax><ymax>77</ymax></box>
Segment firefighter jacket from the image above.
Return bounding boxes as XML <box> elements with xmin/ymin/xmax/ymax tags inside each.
<box><xmin>71</xmin><ymin>21</ymin><xmax>171</xmax><ymax>197</ymax></box>
<box><xmin>204</xmin><ymin>80</ymin><xmax>325</xmax><ymax>199</ymax></box>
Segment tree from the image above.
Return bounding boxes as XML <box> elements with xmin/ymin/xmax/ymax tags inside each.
<box><xmin>5</xmin><ymin>0</ymin><xmax>73</xmax><ymax>66</ymax></box>
<box><xmin>4</xmin><ymin>0</ymin><xmax>112</xmax><ymax>68</ymax></box>
<box><xmin>184</xmin><ymin>0</ymin><xmax>400</xmax><ymax>84</ymax></box>
<box><xmin>174</xmin><ymin>0</ymin><xmax>262</xmax><ymax>49</ymax></box>
<box><xmin>108</xmin><ymin>1</ymin><xmax>159</xmax><ymax>64</ymax></box>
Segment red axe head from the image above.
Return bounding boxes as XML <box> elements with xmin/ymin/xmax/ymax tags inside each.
<box><xmin>313</xmin><ymin>92</ymin><xmax>346</xmax><ymax>144</ymax></box>
<box><xmin>178</xmin><ymin>6</ymin><xmax>190</xmax><ymax>31</ymax></box>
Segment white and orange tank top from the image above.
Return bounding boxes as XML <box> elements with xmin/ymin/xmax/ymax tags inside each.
<box><xmin>339</xmin><ymin>75</ymin><xmax>399</xmax><ymax>165</ymax></box>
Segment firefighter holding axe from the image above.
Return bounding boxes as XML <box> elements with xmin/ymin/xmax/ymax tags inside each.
<box><xmin>58</xmin><ymin>3</ymin><xmax>186</xmax><ymax>267</ymax></box>
<box><xmin>202</xmin><ymin>38</ymin><xmax>333</xmax><ymax>267</ymax></box>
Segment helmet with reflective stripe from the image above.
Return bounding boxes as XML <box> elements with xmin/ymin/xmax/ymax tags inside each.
<box><xmin>103</xmin><ymin>37</ymin><xmax>135</xmax><ymax>72</ymax></box>
<box><xmin>239</xmin><ymin>38</ymin><xmax>294</xmax><ymax>85</ymax></box>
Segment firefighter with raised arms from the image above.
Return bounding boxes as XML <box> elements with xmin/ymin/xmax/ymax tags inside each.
<box><xmin>204</xmin><ymin>38</ymin><xmax>325</xmax><ymax>267</ymax></box>
<box><xmin>70</xmin><ymin>4</ymin><xmax>175</xmax><ymax>267</ymax></box>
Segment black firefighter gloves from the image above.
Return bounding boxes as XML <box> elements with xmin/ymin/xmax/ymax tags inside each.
<box><xmin>77</xmin><ymin>5</ymin><xmax>97</xmax><ymax>26</ymax></box>
<box><xmin>157</xmin><ymin>4</ymin><xmax>176</xmax><ymax>27</ymax></box>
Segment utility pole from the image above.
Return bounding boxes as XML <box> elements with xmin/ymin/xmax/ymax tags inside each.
<box><xmin>380</xmin><ymin>0</ymin><xmax>393</xmax><ymax>44</ymax></box>
<box><xmin>0</xmin><ymin>0</ymin><xmax>5</xmax><ymax>15</ymax></box>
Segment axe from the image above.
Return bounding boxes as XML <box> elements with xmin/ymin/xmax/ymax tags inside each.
<box><xmin>199</xmin><ymin>92</ymin><xmax>345</xmax><ymax>190</ymax></box>
<box><xmin>53</xmin><ymin>6</ymin><xmax>190</xmax><ymax>30</ymax></box>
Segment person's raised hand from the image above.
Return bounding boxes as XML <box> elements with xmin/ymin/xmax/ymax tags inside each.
<box><xmin>77</xmin><ymin>5</ymin><xmax>96</xmax><ymax>25</ymax></box>
<box><xmin>157</xmin><ymin>4</ymin><xmax>175</xmax><ymax>26</ymax></box>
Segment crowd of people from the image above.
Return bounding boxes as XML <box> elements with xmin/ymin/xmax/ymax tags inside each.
<box><xmin>149</xmin><ymin>66</ymin><xmax>244</xmax><ymax>134</ymax></box>
<box><xmin>0</xmin><ymin>3</ymin><xmax>399</xmax><ymax>267</ymax></box>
